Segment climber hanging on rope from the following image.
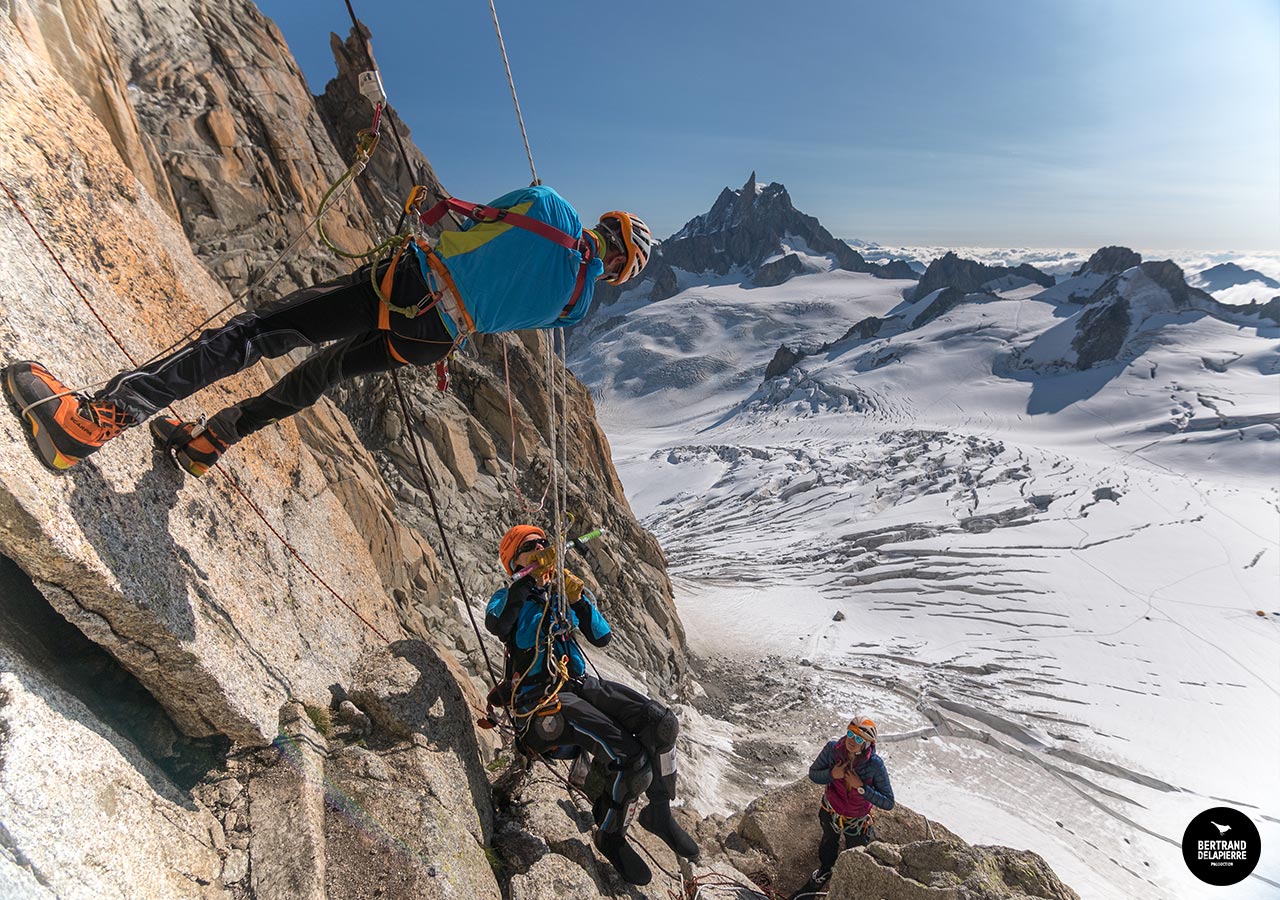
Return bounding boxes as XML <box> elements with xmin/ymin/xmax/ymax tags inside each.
<box><xmin>485</xmin><ymin>525</ymin><xmax>700</xmax><ymax>886</ymax></box>
<box><xmin>4</xmin><ymin>188</ymin><xmax>650</xmax><ymax>475</ymax></box>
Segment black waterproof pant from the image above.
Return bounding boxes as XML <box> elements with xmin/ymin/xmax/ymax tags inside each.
<box><xmin>95</xmin><ymin>253</ymin><xmax>452</xmax><ymax>442</ymax></box>
<box><xmin>817</xmin><ymin>806</ymin><xmax>872</xmax><ymax>874</ymax></box>
<box><xmin>518</xmin><ymin>675</ymin><xmax>678</xmax><ymax>834</ymax></box>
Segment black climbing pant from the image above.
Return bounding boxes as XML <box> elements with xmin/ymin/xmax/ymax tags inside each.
<box><xmin>817</xmin><ymin>806</ymin><xmax>873</xmax><ymax>874</ymax></box>
<box><xmin>95</xmin><ymin>253</ymin><xmax>452</xmax><ymax>442</ymax></box>
<box><xmin>517</xmin><ymin>676</ymin><xmax>679</xmax><ymax>833</ymax></box>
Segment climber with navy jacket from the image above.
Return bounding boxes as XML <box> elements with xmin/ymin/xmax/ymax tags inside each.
<box><xmin>804</xmin><ymin>715</ymin><xmax>895</xmax><ymax>887</ymax></box>
<box><xmin>485</xmin><ymin>524</ymin><xmax>699</xmax><ymax>886</ymax></box>
<box><xmin>6</xmin><ymin>186</ymin><xmax>651</xmax><ymax>477</ymax></box>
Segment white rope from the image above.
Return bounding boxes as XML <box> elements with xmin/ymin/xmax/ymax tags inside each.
<box><xmin>486</xmin><ymin>0</ymin><xmax>540</xmax><ymax>186</ymax></box>
<box><xmin>556</xmin><ymin>329</ymin><xmax>570</xmax><ymax>609</ymax></box>
<box><xmin>544</xmin><ymin>334</ymin><xmax>567</xmax><ymax>618</ymax></box>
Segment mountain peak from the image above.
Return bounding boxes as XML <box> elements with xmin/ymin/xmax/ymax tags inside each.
<box><xmin>1071</xmin><ymin>246</ymin><xmax>1142</xmax><ymax>278</ymax></box>
<box><xmin>661</xmin><ymin>174</ymin><xmax>911</xmax><ymax>282</ymax></box>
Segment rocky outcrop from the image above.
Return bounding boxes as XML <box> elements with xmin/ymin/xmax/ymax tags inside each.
<box><xmin>1235</xmin><ymin>295</ymin><xmax>1280</xmax><ymax>325</ymax></box>
<box><xmin>828</xmin><ymin>840</ymin><xmax>1081</xmax><ymax>900</ymax></box>
<box><xmin>753</xmin><ymin>252</ymin><xmax>805</xmax><ymax>286</ymax></box>
<box><xmin>765</xmin><ymin>345</ymin><xmax>805</xmax><ymax>380</ymax></box>
<box><xmin>646</xmin><ymin>258</ymin><xmax>680</xmax><ymax>301</ymax></box>
<box><xmin>912</xmin><ymin>252</ymin><xmax>1053</xmax><ymax>302</ymax></box>
<box><xmin>492</xmin><ymin>766</ymin><xmax>763</xmax><ymax>900</ymax></box>
<box><xmin>914</xmin><ymin>286</ymin><xmax>970</xmax><ymax>328</ymax></box>
<box><xmin>1070</xmin><ymin>245</ymin><xmax>1141</xmax><ymax>278</ymax></box>
<box><xmin>721</xmin><ymin>777</ymin><xmax>1076</xmax><ymax>900</ymax></box>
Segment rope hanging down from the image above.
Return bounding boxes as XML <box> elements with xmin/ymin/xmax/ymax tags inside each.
<box><xmin>487</xmin><ymin>0</ymin><xmax>539</xmax><ymax>186</ymax></box>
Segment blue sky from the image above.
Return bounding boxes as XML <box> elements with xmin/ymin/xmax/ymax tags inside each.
<box><xmin>257</xmin><ymin>0</ymin><xmax>1278</xmax><ymax>250</ymax></box>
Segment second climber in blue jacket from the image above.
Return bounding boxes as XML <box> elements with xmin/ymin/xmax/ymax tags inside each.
<box><xmin>485</xmin><ymin>524</ymin><xmax>699</xmax><ymax>886</ymax></box>
<box><xmin>7</xmin><ymin>186</ymin><xmax>651</xmax><ymax>476</ymax></box>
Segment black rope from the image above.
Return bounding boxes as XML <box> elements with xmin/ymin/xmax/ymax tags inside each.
<box><xmin>391</xmin><ymin>368</ymin><xmax>499</xmax><ymax>684</ymax></box>
<box><xmin>338</xmin><ymin>0</ymin><xmax>503</xmax><ymax>690</ymax></box>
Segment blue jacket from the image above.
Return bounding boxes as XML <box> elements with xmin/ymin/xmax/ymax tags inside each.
<box><xmin>485</xmin><ymin>577</ymin><xmax>611</xmax><ymax>699</ymax></box>
<box><xmin>416</xmin><ymin>185</ymin><xmax>604</xmax><ymax>336</ymax></box>
<box><xmin>809</xmin><ymin>740</ymin><xmax>895</xmax><ymax>815</ymax></box>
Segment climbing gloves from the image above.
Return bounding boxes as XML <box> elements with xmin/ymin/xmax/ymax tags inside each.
<box><xmin>563</xmin><ymin>568</ymin><xmax>585</xmax><ymax>604</ymax></box>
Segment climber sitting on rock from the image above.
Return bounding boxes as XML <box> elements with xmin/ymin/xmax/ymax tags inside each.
<box><xmin>5</xmin><ymin>186</ymin><xmax>650</xmax><ymax>476</ymax></box>
<box><xmin>484</xmin><ymin>524</ymin><xmax>699</xmax><ymax>886</ymax></box>
<box><xmin>803</xmin><ymin>715</ymin><xmax>894</xmax><ymax>889</ymax></box>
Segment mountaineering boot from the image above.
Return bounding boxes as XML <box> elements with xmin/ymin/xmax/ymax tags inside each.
<box><xmin>637</xmin><ymin>797</ymin><xmax>700</xmax><ymax>860</ymax></box>
<box><xmin>593</xmin><ymin>830</ymin><xmax>651</xmax><ymax>886</ymax></box>
<box><xmin>3</xmin><ymin>361</ymin><xmax>133</xmax><ymax>470</ymax></box>
<box><xmin>149</xmin><ymin>416</ymin><xmax>231</xmax><ymax>478</ymax></box>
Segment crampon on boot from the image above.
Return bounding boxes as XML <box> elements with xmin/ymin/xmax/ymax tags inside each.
<box><xmin>593</xmin><ymin>830</ymin><xmax>651</xmax><ymax>886</ymax></box>
<box><xmin>149</xmin><ymin>416</ymin><xmax>230</xmax><ymax>478</ymax></box>
<box><xmin>637</xmin><ymin>798</ymin><xmax>700</xmax><ymax>860</ymax></box>
<box><xmin>3</xmin><ymin>361</ymin><xmax>133</xmax><ymax>470</ymax></box>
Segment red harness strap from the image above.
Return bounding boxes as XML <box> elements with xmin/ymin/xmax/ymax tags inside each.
<box><xmin>417</xmin><ymin>197</ymin><xmax>594</xmax><ymax>318</ymax></box>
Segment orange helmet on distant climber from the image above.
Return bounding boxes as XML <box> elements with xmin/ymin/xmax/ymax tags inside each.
<box><xmin>597</xmin><ymin>211</ymin><xmax>652</xmax><ymax>286</ymax></box>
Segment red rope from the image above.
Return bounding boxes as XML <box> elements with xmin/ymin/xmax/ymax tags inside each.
<box><xmin>2</xmin><ymin>181</ymin><xmax>136</xmax><ymax>366</ymax></box>
<box><xmin>2</xmin><ymin>179</ymin><xmax>394</xmax><ymax>646</ymax></box>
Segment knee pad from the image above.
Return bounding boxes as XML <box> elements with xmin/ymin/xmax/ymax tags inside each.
<box><xmin>530</xmin><ymin>709</ymin><xmax>565</xmax><ymax>743</ymax></box>
<box><xmin>642</xmin><ymin>702</ymin><xmax>679</xmax><ymax>777</ymax></box>
<box><xmin>621</xmin><ymin>755</ymin><xmax>653</xmax><ymax>799</ymax></box>
<box><xmin>642</xmin><ymin>702</ymin><xmax>679</xmax><ymax>749</ymax></box>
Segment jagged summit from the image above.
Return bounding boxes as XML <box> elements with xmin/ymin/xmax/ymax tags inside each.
<box><xmin>671</xmin><ymin>171</ymin><xmax>777</xmax><ymax>241</ymax></box>
<box><xmin>658</xmin><ymin>172</ymin><xmax>916</xmax><ymax>283</ymax></box>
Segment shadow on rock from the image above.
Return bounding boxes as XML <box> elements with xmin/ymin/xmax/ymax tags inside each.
<box><xmin>65</xmin><ymin>456</ymin><xmax>197</xmax><ymax>642</ymax></box>
<box><xmin>348</xmin><ymin>638</ymin><xmax>494</xmax><ymax>833</ymax></box>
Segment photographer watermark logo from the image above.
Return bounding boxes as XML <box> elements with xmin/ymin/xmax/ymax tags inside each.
<box><xmin>1181</xmin><ymin>807</ymin><xmax>1261</xmax><ymax>886</ymax></box>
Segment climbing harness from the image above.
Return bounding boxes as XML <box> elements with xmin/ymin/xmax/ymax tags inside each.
<box><xmin>819</xmin><ymin>795</ymin><xmax>874</xmax><ymax>838</ymax></box>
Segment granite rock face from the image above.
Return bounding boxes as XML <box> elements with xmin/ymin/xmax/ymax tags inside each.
<box><xmin>827</xmin><ymin>840</ymin><xmax>1081</xmax><ymax>900</ymax></box>
<box><xmin>0</xmin><ymin>6</ymin><xmax>679</xmax><ymax>898</ymax></box>
<box><xmin>0</xmin><ymin>12</ymin><xmax>403</xmax><ymax>744</ymax></box>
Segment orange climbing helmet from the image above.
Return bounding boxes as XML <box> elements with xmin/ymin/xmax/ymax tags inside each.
<box><xmin>597</xmin><ymin>211</ymin><xmax>652</xmax><ymax>286</ymax></box>
<box><xmin>499</xmin><ymin>524</ymin><xmax>547</xmax><ymax>574</ymax></box>
<box><xmin>847</xmin><ymin>716</ymin><xmax>878</xmax><ymax>745</ymax></box>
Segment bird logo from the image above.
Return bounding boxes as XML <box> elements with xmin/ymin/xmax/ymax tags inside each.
<box><xmin>1210</xmin><ymin>821</ymin><xmax>1231</xmax><ymax>836</ymax></box>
